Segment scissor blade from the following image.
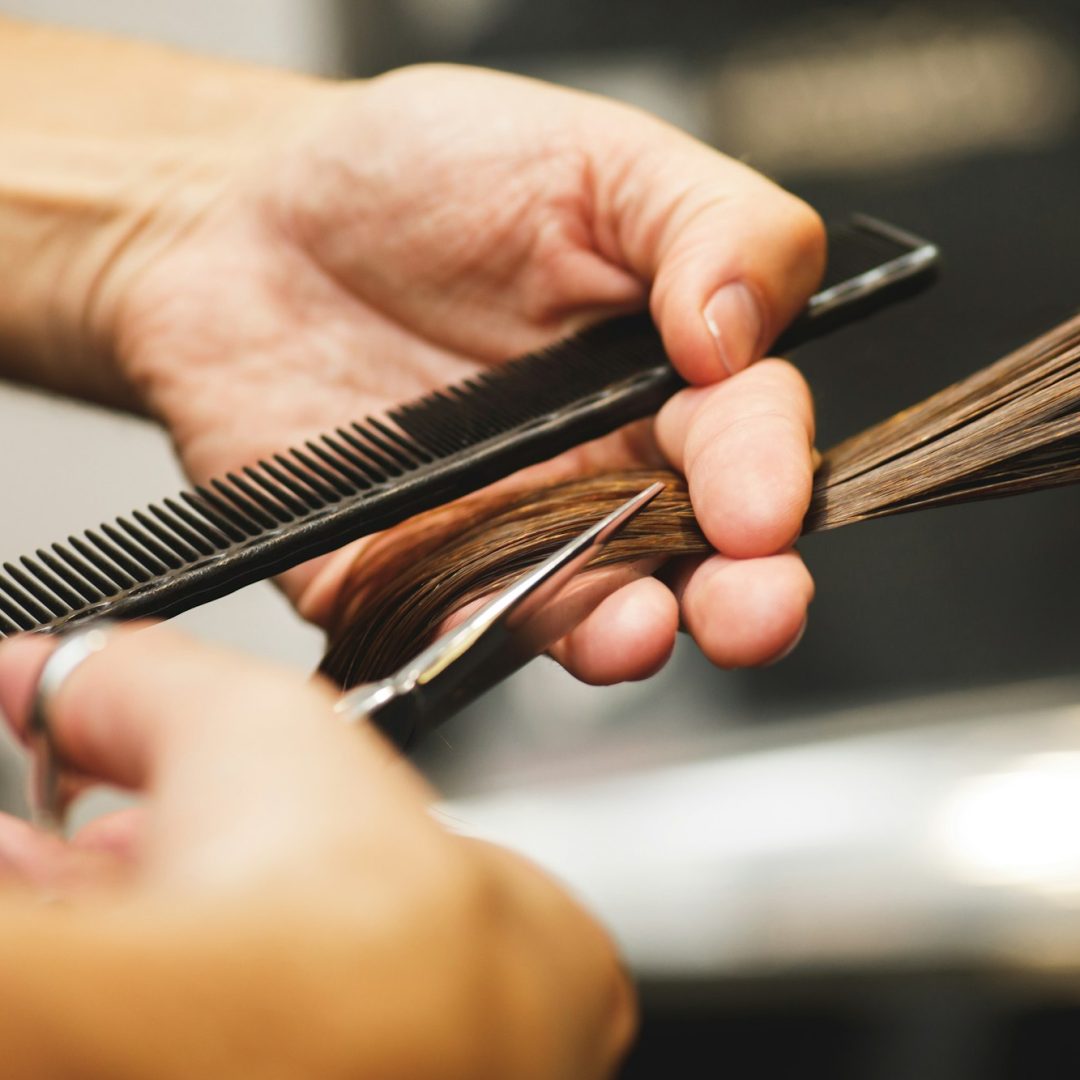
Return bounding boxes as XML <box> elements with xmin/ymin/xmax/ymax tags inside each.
<box><xmin>408</xmin><ymin>481</ymin><xmax>665</xmax><ymax>685</ymax></box>
<box><xmin>488</xmin><ymin>479</ymin><xmax>666</xmax><ymax>635</ymax></box>
<box><xmin>337</xmin><ymin>481</ymin><xmax>664</xmax><ymax>748</ymax></box>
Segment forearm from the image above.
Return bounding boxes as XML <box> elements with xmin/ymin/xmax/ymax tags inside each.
<box><xmin>0</xmin><ymin>17</ymin><xmax>322</xmax><ymax>408</ymax></box>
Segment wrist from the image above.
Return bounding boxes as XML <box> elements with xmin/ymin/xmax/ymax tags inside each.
<box><xmin>0</xmin><ymin>135</ymin><xmax>224</xmax><ymax>409</ymax></box>
<box><xmin>0</xmin><ymin>23</ymin><xmax>327</xmax><ymax>409</ymax></box>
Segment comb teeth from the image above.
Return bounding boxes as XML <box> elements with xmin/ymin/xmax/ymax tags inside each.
<box><xmin>0</xmin><ymin>217</ymin><xmax>936</xmax><ymax>638</ymax></box>
<box><xmin>387</xmin><ymin>314</ymin><xmax>664</xmax><ymax>455</ymax></box>
<box><xmin>36</xmin><ymin>549</ymin><xmax>99</xmax><ymax>604</ymax></box>
<box><xmin>0</xmin><ymin>568</ymin><xmax>52</xmax><ymax>624</ymax></box>
<box><xmin>0</xmin><ymin>310</ymin><xmax>682</xmax><ymax>639</ymax></box>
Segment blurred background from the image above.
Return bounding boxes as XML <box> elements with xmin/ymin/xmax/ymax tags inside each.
<box><xmin>2</xmin><ymin>0</ymin><xmax>1080</xmax><ymax>1075</ymax></box>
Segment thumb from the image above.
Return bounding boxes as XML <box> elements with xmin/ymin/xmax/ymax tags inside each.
<box><xmin>594</xmin><ymin>118</ymin><xmax>825</xmax><ymax>383</ymax></box>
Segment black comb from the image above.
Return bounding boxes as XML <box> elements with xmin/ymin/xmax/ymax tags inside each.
<box><xmin>0</xmin><ymin>215</ymin><xmax>938</xmax><ymax>639</ymax></box>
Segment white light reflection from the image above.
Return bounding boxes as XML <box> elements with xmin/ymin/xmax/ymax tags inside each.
<box><xmin>936</xmin><ymin>752</ymin><xmax>1080</xmax><ymax>895</ymax></box>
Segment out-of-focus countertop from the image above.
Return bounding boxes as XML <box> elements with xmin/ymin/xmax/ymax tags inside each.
<box><xmin>447</xmin><ymin>679</ymin><xmax>1080</xmax><ymax>984</ymax></box>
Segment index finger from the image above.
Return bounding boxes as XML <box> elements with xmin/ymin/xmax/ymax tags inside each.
<box><xmin>595</xmin><ymin>122</ymin><xmax>825</xmax><ymax>383</ymax></box>
<box><xmin>0</xmin><ymin>626</ymin><xmax>429</xmax><ymax>808</ymax></box>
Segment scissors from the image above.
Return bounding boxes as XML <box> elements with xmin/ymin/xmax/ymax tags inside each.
<box><xmin>26</xmin><ymin>481</ymin><xmax>662</xmax><ymax>827</ymax></box>
<box><xmin>334</xmin><ymin>481</ymin><xmax>664</xmax><ymax>750</ymax></box>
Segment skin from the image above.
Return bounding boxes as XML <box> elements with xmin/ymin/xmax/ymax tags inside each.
<box><xmin>0</xmin><ymin>626</ymin><xmax>635</xmax><ymax>1079</ymax></box>
<box><xmin>119</xmin><ymin>69</ymin><xmax>822</xmax><ymax>675</ymax></box>
<box><xmin>0</xmin><ymin>16</ymin><xmax>823</xmax><ymax>1076</ymax></box>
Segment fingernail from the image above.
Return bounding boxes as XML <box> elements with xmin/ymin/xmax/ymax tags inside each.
<box><xmin>765</xmin><ymin>616</ymin><xmax>808</xmax><ymax>667</ymax></box>
<box><xmin>703</xmin><ymin>281</ymin><xmax>763</xmax><ymax>376</ymax></box>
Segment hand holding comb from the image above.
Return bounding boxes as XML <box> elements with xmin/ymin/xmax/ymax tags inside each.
<box><xmin>0</xmin><ymin>216</ymin><xmax>936</xmax><ymax>639</ymax></box>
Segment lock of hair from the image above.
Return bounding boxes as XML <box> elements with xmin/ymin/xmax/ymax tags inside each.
<box><xmin>319</xmin><ymin>311</ymin><xmax>1080</xmax><ymax>694</ymax></box>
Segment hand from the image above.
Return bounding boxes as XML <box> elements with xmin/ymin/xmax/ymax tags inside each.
<box><xmin>100</xmin><ymin>64</ymin><xmax>824</xmax><ymax>680</ymax></box>
<box><xmin>0</xmin><ymin>625</ymin><xmax>635</xmax><ymax>1078</ymax></box>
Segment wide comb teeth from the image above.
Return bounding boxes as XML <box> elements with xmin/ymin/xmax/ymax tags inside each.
<box><xmin>0</xmin><ymin>312</ymin><xmax>676</xmax><ymax>638</ymax></box>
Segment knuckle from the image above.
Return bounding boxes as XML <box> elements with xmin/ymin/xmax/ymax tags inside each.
<box><xmin>752</xmin><ymin>354</ymin><xmax>805</xmax><ymax>385</ymax></box>
<box><xmin>736</xmin><ymin>358</ymin><xmax>803</xmax><ymax>403</ymax></box>
<box><xmin>744</xmin><ymin>360</ymin><xmax>816</xmax><ymax>436</ymax></box>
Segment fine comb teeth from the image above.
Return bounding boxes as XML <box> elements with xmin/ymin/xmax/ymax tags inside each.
<box><xmin>0</xmin><ymin>215</ymin><xmax>939</xmax><ymax>639</ymax></box>
<box><xmin>0</xmin><ymin>312</ymin><xmax>677</xmax><ymax>638</ymax></box>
